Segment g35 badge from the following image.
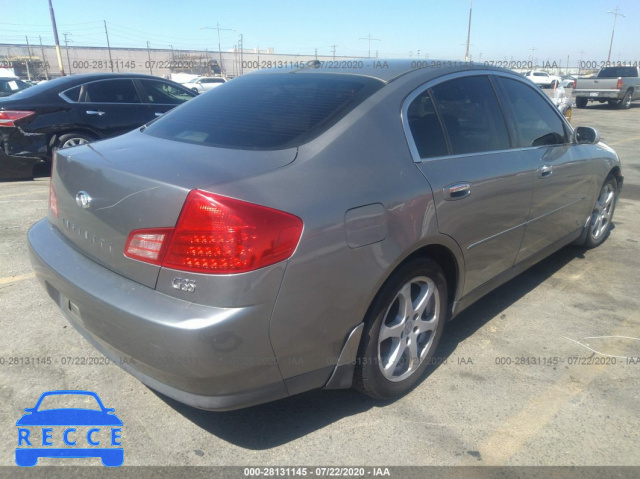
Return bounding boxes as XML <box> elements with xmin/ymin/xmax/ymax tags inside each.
<box><xmin>172</xmin><ymin>278</ymin><xmax>196</xmax><ymax>293</ymax></box>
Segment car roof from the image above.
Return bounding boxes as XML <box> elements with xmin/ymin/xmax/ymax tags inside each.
<box><xmin>250</xmin><ymin>59</ymin><xmax>511</xmax><ymax>83</ymax></box>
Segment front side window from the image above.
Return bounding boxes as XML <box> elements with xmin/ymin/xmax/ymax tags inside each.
<box><xmin>431</xmin><ymin>76</ymin><xmax>510</xmax><ymax>155</ymax></box>
<box><xmin>498</xmin><ymin>77</ymin><xmax>566</xmax><ymax>148</ymax></box>
<box><xmin>139</xmin><ymin>80</ymin><xmax>194</xmax><ymax>105</ymax></box>
<box><xmin>407</xmin><ymin>90</ymin><xmax>448</xmax><ymax>159</ymax></box>
<box><xmin>83</xmin><ymin>79</ymin><xmax>140</xmax><ymax>103</ymax></box>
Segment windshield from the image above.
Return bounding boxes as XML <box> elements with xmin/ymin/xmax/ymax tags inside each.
<box><xmin>597</xmin><ymin>67</ymin><xmax>638</xmax><ymax>78</ymax></box>
<box><xmin>144</xmin><ymin>72</ymin><xmax>384</xmax><ymax>150</ymax></box>
<box><xmin>37</xmin><ymin>394</ymin><xmax>102</xmax><ymax>411</ymax></box>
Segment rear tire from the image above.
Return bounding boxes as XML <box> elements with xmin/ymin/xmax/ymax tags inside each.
<box><xmin>619</xmin><ymin>90</ymin><xmax>632</xmax><ymax>110</ymax></box>
<box><xmin>575</xmin><ymin>97</ymin><xmax>588</xmax><ymax>108</ymax></box>
<box><xmin>354</xmin><ymin>258</ymin><xmax>448</xmax><ymax>400</ymax></box>
<box><xmin>57</xmin><ymin>132</ymin><xmax>96</xmax><ymax>149</ymax></box>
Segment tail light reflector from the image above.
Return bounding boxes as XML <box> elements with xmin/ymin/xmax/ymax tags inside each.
<box><xmin>572</xmin><ymin>79</ymin><xmax>577</xmax><ymax>89</ymax></box>
<box><xmin>0</xmin><ymin>110</ymin><xmax>35</xmax><ymax>127</ymax></box>
<box><xmin>48</xmin><ymin>157</ymin><xmax>58</xmax><ymax>218</ymax></box>
<box><xmin>124</xmin><ymin>228</ymin><xmax>173</xmax><ymax>265</ymax></box>
<box><xmin>617</xmin><ymin>77</ymin><xmax>623</xmax><ymax>90</ymax></box>
<box><xmin>124</xmin><ymin>190</ymin><xmax>303</xmax><ymax>274</ymax></box>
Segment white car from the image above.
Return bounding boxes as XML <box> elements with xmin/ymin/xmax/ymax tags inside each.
<box><xmin>523</xmin><ymin>71</ymin><xmax>562</xmax><ymax>88</ymax></box>
<box><xmin>183</xmin><ymin>76</ymin><xmax>226</xmax><ymax>93</ymax></box>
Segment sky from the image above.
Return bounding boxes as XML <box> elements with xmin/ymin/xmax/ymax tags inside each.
<box><xmin>2</xmin><ymin>0</ymin><xmax>639</xmax><ymax>66</ymax></box>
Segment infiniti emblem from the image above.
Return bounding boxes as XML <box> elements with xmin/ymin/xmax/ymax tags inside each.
<box><xmin>75</xmin><ymin>191</ymin><xmax>92</xmax><ymax>209</ymax></box>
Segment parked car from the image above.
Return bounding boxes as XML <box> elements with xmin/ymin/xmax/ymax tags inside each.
<box><xmin>182</xmin><ymin>76</ymin><xmax>226</xmax><ymax>93</ymax></box>
<box><xmin>0</xmin><ymin>73</ymin><xmax>196</xmax><ymax>180</ymax></box>
<box><xmin>573</xmin><ymin>66</ymin><xmax>640</xmax><ymax>109</ymax></box>
<box><xmin>561</xmin><ymin>75</ymin><xmax>576</xmax><ymax>88</ymax></box>
<box><xmin>28</xmin><ymin>60</ymin><xmax>622</xmax><ymax>411</ymax></box>
<box><xmin>0</xmin><ymin>77</ymin><xmax>33</xmax><ymax>97</ymax></box>
<box><xmin>523</xmin><ymin>70</ymin><xmax>562</xmax><ymax>88</ymax></box>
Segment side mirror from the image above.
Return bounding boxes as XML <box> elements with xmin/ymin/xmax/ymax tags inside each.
<box><xmin>574</xmin><ymin>126</ymin><xmax>600</xmax><ymax>145</ymax></box>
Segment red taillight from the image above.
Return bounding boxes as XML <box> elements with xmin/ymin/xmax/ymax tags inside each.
<box><xmin>124</xmin><ymin>228</ymin><xmax>173</xmax><ymax>265</ymax></box>
<box><xmin>48</xmin><ymin>157</ymin><xmax>58</xmax><ymax>218</ymax></box>
<box><xmin>0</xmin><ymin>110</ymin><xmax>35</xmax><ymax>127</ymax></box>
<box><xmin>125</xmin><ymin>190</ymin><xmax>303</xmax><ymax>274</ymax></box>
<box><xmin>572</xmin><ymin>79</ymin><xmax>577</xmax><ymax>89</ymax></box>
<box><xmin>617</xmin><ymin>77</ymin><xmax>623</xmax><ymax>90</ymax></box>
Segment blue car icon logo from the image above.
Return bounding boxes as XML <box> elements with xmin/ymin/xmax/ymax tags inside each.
<box><xmin>16</xmin><ymin>390</ymin><xmax>123</xmax><ymax>467</ymax></box>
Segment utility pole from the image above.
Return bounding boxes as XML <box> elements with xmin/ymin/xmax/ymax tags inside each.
<box><xmin>146</xmin><ymin>41</ymin><xmax>153</xmax><ymax>75</ymax></box>
<box><xmin>63</xmin><ymin>32</ymin><xmax>72</xmax><ymax>74</ymax></box>
<box><xmin>39</xmin><ymin>36</ymin><xmax>49</xmax><ymax>80</ymax></box>
<box><xmin>48</xmin><ymin>0</ymin><xmax>65</xmax><ymax>76</ymax></box>
<box><xmin>104</xmin><ymin>20</ymin><xmax>114</xmax><ymax>72</ymax></box>
<box><xmin>359</xmin><ymin>34</ymin><xmax>380</xmax><ymax>58</ymax></box>
<box><xmin>24</xmin><ymin>36</ymin><xmax>33</xmax><ymax>80</ymax></box>
<box><xmin>239</xmin><ymin>34</ymin><xmax>244</xmax><ymax>75</ymax></box>
<box><xmin>331</xmin><ymin>44</ymin><xmax>337</xmax><ymax>60</ymax></box>
<box><xmin>606</xmin><ymin>6</ymin><xmax>625</xmax><ymax>63</ymax></box>
<box><xmin>200</xmin><ymin>24</ymin><xmax>235</xmax><ymax>76</ymax></box>
<box><xmin>464</xmin><ymin>0</ymin><xmax>473</xmax><ymax>62</ymax></box>
<box><xmin>315</xmin><ymin>48</ymin><xmax>318</xmax><ymax>60</ymax></box>
<box><xmin>529</xmin><ymin>47</ymin><xmax>538</xmax><ymax>65</ymax></box>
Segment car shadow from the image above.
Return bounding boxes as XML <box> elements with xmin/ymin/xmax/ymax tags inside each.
<box><xmin>152</xmin><ymin>245</ymin><xmax>588</xmax><ymax>449</ymax></box>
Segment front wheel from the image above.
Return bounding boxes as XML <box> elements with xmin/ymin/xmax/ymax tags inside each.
<box><xmin>581</xmin><ymin>176</ymin><xmax>618</xmax><ymax>249</ymax></box>
<box><xmin>575</xmin><ymin>97</ymin><xmax>588</xmax><ymax>108</ymax></box>
<box><xmin>354</xmin><ymin>258</ymin><xmax>448</xmax><ymax>399</ymax></box>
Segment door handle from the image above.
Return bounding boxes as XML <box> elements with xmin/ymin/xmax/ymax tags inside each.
<box><xmin>444</xmin><ymin>183</ymin><xmax>471</xmax><ymax>201</ymax></box>
<box><xmin>538</xmin><ymin>165</ymin><xmax>553</xmax><ymax>178</ymax></box>
<box><xmin>86</xmin><ymin>110</ymin><xmax>105</xmax><ymax>116</ymax></box>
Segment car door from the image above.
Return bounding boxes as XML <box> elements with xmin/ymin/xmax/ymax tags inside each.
<box><xmin>78</xmin><ymin>79</ymin><xmax>152</xmax><ymax>138</ymax></box>
<box><xmin>494</xmin><ymin>76</ymin><xmax>589</xmax><ymax>263</ymax></box>
<box><xmin>136</xmin><ymin>79</ymin><xmax>195</xmax><ymax>117</ymax></box>
<box><xmin>404</xmin><ymin>74</ymin><xmax>534</xmax><ymax>296</ymax></box>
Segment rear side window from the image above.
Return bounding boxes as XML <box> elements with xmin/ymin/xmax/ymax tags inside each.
<box><xmin>597</xmin><ymin>67</ymin><xmax>638</xmax><ymax>78</ymax></box>
<box><xmin>61</xmin><ymin>86</ymin><xmax>81</xmax><ymax>102</ymax></box>
<box><xmin>431</xmin><ymin>76</ymin><xmax>510</xmax><ymax>155</ymax></box>
<box><xmin>407</xmin><ymin>90</ymin><xmax>448</xmax><ymax>159</ymax></box>
<box><xmin>143</xmin><ymin>73</ymin><xmax>384</xmax><ymax>149</ymax></box>
<box><xmin>498</xmin><ymin>78</ymin><xmax>566</xmax><ymax>148</ymax></box>
<box><xmin>138</xmin><ymin>80</ymin><xmax>194</xmax><ymax>105</ymax></box>
<box><xmin>83</xmin><ymin>79</ymin><xmax>140</xmax><ymax>103</ymax></box>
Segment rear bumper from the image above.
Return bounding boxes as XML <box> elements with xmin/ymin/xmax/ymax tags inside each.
<box><xmin>28</xmin><ymin>219</ymin><xmax>289</xmax><ymax>411</ymax></box>
<box><xmin>573</xmin><ymin>90</ymin><xmax>621</xmax><ymax>100</ymax></box>
<box><xmin>0</xmin><ymin>148</ymin><xmax>39</xmax><ymax>180</ymax></box>
<box><xmin>0</xmin><ymin>127</ymin><xmax>49</xmax><ymax>180</ymax></box>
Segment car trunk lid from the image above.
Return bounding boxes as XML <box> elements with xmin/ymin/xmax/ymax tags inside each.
<box><xmin>49</xmin><ymin>129</ymin><xmax>297</xmax><ymax>288</ymax></box>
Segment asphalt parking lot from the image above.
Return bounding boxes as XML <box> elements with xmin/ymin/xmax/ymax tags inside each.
<box><xmin>1</xmin><ymin>98</ymin><xmax>639</xmax><ymax>473</ymax></box>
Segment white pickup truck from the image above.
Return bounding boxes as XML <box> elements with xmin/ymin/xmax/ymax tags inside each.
<box><xmin>523</xmin><ymin>71</ymin><xmax>562</xmax><ymax>88</ymax></box>
<box><xmin>573</xmin><ymin>66</ymin><xmax>640</xmax><ymax>109</ymax></box>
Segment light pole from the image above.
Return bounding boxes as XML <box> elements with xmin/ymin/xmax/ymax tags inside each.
<box><xmin>146</xmin><ymin>41</ymin><xmax>152</xmax><ymax>75</ymax></box>
<box><xmin>47</xmin><ymin>0</ymin><xmax>65</xmax><ymax>76</ymax></box>
<box><xmin>359</xmin><ymin>34</ymin><xmax>380</xmax><ymax>58</ymax></box>
<box><xmin>606</xmin><ymin>6</ymin><xmax>625</xmax><ymax>63</ymax></box>
<box><xmin>200</xmin><ymin>24</ymin><xmax>235</xmax><ymax>75</ymax></box>
<box><xmin>464</xmin><ymin>0</ymin><xmax>473</xmax><ymax>62</ymax></box>
<box><xmin>63</xmin><ymin>32</ymin><xmax>72</xmax><ymax>74</ymax></box>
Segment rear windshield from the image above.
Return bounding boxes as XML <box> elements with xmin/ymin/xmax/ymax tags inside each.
<box><xmin>597</xmin><ymin>67</ymin><xmax>638</xmax><ymax>78</ymax></box>
<box><xmin>143</xmin><ymin>73</ymin><xmax>384</xmax><ymax>149</ymax></box>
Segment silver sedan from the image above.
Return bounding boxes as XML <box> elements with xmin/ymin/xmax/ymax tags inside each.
<box><xmin>28</xmin><ymin>60</ymin><xmax>622</xmax><ymax>410</ymax></box>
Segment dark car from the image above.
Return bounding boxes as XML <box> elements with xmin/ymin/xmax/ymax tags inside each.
<box><xmin>29</xmin><ymin>60</ymin><xmax>622</xmax><ymax>411</ymax></box>
<box><xmin>0</xmin><ymin>73</ymin><xmax>196</xmax><ymax>180</ymax></box>
<box><xmin>0</xmin><ymin>77</ymin><xmax>33</xmax><ymax>97</ymax></box>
